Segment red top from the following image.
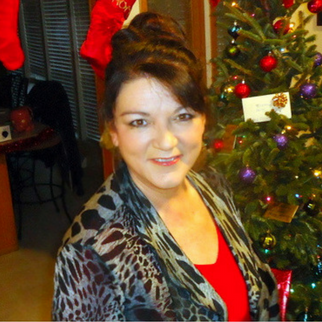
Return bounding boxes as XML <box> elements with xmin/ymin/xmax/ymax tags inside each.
<box><xmin>195</xmin><ymin>223</ymin><xmax>251</xmax><ymax>321</ymax></box>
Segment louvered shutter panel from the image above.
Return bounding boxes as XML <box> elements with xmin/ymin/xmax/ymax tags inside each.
<box><xmin>41</xmin><ymin>0</ymin><xmax>79</xmax><ymax>130</ymax></box>
<box><xmin>20</xmin><ymin>0</ymin><xmax>47</xmax><ymax>79</ymax></box>
<box><xmin>70</xmin><ymin>0</ymin><xmax>100</xmax><ymax>141</ymax></box>
<box><xmin>20</xmin><ymin>0</ymin><xmax>100</xmax><ymax>141</ymax></box>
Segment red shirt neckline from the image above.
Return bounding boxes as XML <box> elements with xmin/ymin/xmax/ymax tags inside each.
<box><xmin>195</xmin><ymin>223</ymin><xmax>251</xmax><ymax>321</ymax></box>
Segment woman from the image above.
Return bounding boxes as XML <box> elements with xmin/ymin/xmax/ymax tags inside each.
<box><xmin>52</xmin><ymin>12</ymin><xmax>279</xmax><ymax>321</ymax></box>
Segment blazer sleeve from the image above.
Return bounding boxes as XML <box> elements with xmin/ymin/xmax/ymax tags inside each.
<box><xmin>52</xmin><ymin>243</ymin><xmax>125</xmax><ymax>321</ymax></box>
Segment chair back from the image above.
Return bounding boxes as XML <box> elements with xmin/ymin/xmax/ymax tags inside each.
<box><xmin>26</xmin><ymin>81</ymin><xmax>84</xmax><ymax>195</ymax></box>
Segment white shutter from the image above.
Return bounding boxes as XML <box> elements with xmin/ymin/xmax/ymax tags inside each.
<box><xmin>20</xmin><ymin>0</ymin><xmax>47</xmax><ymax>79</ymax></box>
<box><xmin>42</xmin><ymin>0</ymin><xmax>79</xmax><ymax>130</ymax></box>
<box><xmin>20</xmin><ymin>0</ymin><xmax>100</xmax><ymax>141</ymax></box>
<box><xmin>70</xmin><ymin>0</ymin><xmax>100</xmax><ymax>141</ymax></box>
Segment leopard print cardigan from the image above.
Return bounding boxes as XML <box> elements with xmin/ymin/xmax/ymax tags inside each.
<box><xmin>52</xmin><ymin>162</ymin><xmax>280</xmax><ymax>321</ymax></box>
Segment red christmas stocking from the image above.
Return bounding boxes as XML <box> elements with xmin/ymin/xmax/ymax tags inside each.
<box><xmin>0</xmin><ymin>0</ymin><xmax>25</xmax><ymax>70</ymax></box>
<box><xmin>80</xmin><ymin>0</ymin><xmax>137</xmax><ymax>79</ymax></box>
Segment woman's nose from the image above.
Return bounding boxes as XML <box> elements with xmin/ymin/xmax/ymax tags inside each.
<box><xmin>153</xmin><ymin>127</ymin><xmax>178</xmax><ymax>150</ymax></box>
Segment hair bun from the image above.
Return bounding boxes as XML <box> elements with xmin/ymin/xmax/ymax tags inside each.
<box><xmin>129</xmin><ymin>12</ymin><xmax>186</xmax><ymax>43</ymax></box>
<box><xmin>111</xmin><ymin>11</ymin><xmax>187</xmax><ymax>54</ymax></box>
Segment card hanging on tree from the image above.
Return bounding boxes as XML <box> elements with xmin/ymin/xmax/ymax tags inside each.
<box><xmin>242</xmin><ymin>92</ymin><xmax>292</xmax><ymax>123</ymax></box>
<box><xmin>264</xmin><ymin>202</ymin><xmax>298</xmax><ymax>223</ymax></box>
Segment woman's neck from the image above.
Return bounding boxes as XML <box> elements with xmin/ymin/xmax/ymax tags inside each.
<box><xmin>136</xmin><ymin>178</ymin><xmax>191</xmax><ymax>214</ymax></box>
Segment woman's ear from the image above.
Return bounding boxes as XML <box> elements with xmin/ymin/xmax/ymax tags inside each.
<box><xmin>108</xmin><ymin>121</ymin><xmax>119</xmax><ymax>147</ymax></box>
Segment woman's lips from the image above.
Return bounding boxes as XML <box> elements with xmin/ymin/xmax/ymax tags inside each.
<box><xmin>151</xmin><ymin>156</ymin><xmax>181</xmax><ymax>166</ymax></box>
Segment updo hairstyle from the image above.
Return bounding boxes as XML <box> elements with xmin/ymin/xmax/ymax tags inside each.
<box><xmin>103</xmin><ymin>11</ymin><xmax>208</xmax><ymax>122</ymax></box>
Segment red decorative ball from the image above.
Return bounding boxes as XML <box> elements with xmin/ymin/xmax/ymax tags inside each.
<box><xmin>273</xmin><ymin>19</ymin><xmax>290</xmax><ymax>34</ymax></box>
<box><xmin>283</xmin><ymin>0</ymin><xmax>294</xmax><ymax>8</ymax></box>
<box><xmin>234</xmin><ymin>82</ymin><xmax>251</xmax><ymax>98</ymax></box>
<box><xmin>212</xmin><ymin>138</ymin><xmax>224</xmax><ymax>151</ymax></box>
<box><xmin>260</xmin><ymin>55</ymin><xmax>278</xmax><ymax>72</ymax></box>
<box><xmin>308</xmin><ymin>0</ymin><xmax>322</xmax><ymax>13</ymax></box>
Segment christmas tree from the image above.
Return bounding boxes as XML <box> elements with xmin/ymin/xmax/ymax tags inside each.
<box><xmin>207</xmin><ymin>0</ymin><xmax>322</xmax><ymax>320</ymax></box>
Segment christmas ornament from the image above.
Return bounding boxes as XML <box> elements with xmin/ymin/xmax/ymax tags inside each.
<box><xmin>234</xmin><ymin>82</ymin><xmax>251</xmax><ymax>98</ymax></box>
<box><xmin>314</xmin><ymin>52</ymin><xmax>322</xmax><ymax>67</ymax></box>
<box><xmin>283</xmin><ymin>0</ymin><xmax>294</xmax><ymax>8</ymax></box>
<box><xmin>260</xmin><ymin>54</ymin><xmax>278</xmax><ymax>72</ymax></box>
<box><xmin>222</xmin><ymin>83</ymin><xmax>235</xmax><ymax>94</ymax></box>
<box><xmin>226</xmin><ymin>41</ymin><xmax>240</xmax><ymax>58</ymax></box>
<box><xmin>239</xmin><ymin>166</ymin><xmax>256</xmax><ymax>183</ymax></box>
<box><xmin>300</xmin><ymin>83</ymin><xmax>318</xmax><ymax>99</ymax></box>
<box><xmin>307</xmin><ymin>0</ymin><xmax>322</xmax><ymax>13</ymax></box>
<box><xmin>273</xmin><ymin>19</ymin><xmax>291</xmax><ymax>34</ymax></box>
<box><xmin>273</xmin><ymin>134</ymin><xmax>289</xmax><ymax>149</ymax></box>
<box><xmin>260</xmin><ymin>231</ymin><xmax>277</xmax><ymax>250</ymax></box>
<box><xmin>80</xmin><ymin>0</ymin><xmax>137</xmax><ymax>79</ymax></box>
<box><xmin>228</xmin><ymin>21</ymin><xmax>241</xmax><ymax>39</ymax></box>
<box><xmin>10</xmin><ymin>106</ymin><xmax>34</xmax><ymax>133</ymax></box>
<box><xmin>272</xmin><ymin>93</ymin><xmax>288</xmax><ymax>108</ymax></box>
<box><xmin>219</xmin><ymin>92</ymin><xmax>228</xmax><ymax>103</ymax></box>
<box><xmin>212</xmin><ymin>138</ymin><xmax>224</xmax><ymax>151</ymax></box>
<box><xmin>303</xmin><ymin>199</ymin><xmax>319</xmax><ymax>216</ymax></box>
<box><xmin>209</xmin><ymin>0</ymin><xmax>220</xmax><ymax>8</ymax></box>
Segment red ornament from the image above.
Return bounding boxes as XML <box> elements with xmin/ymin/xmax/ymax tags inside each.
<box><xmin>10</xmin><ymin>106</ymin><xmax>34</xmax><ymax>133</ymax></box>
<box><xmin>260</xmin><ymin>55</ymin><xmax>278</xmax><ymax>72</ymax></box>
<box><xmin>212</xmin><ymin>138</ymin><xmax>224</xmax><ymax>151</ymax></box>
<box><xmin>283</xmin><ymin>0</ymin><xmax>294</xmax><ymax>8</ymax></box>
<box><xmin>308</xmin><ymin>0</ymin><xmax>322</xmax><ymax>13</ymax></box>
<box><xmin>209</xmin><ymin>0</ymin><xmax>220</xmax><ymax>8</ymax></box>
<box><xmin>273</xmin><ymin>19</ymin><xmax>290</xmax><ymax>34</ymax></box>
<box><xmin>234</xmin><ymin>82</ymin><xmax>251</xmax><ymax>98</ymax></box>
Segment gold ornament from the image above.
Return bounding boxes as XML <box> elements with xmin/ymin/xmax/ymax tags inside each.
<box><xmin>260</xmin><ymin>231</ymin><xmax>277</xmax><ymax>250</ymax></box>
<box><xmin>272</xmin><ymin>93</ymin><xmax>288</xmax><ymax>108</ymax></box>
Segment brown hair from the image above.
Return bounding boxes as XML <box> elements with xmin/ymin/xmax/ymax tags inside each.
<box><xmin>103</xmin><ymin>12</ymin><xmax>208</xmax><ymax>121</ymax></box>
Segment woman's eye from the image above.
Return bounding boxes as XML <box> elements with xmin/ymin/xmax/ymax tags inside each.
<box><xmin>129</xmin><ymin>119</ymin><xmax>148</xmax><ymax>127</ymax></box>
<box><xmin>176</xmin><ymin>113</ymin><xmax>194</xmax><ymax>121</ymax></box>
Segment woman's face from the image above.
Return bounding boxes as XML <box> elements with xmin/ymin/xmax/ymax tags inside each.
<box><xmin>109</xmin><ymin>77</ymin><xmax>205</xmax><ymax>194</ymax></box>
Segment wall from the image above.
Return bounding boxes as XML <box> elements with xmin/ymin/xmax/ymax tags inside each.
<box><xmin>296</xmin><ymin>4</ymin><xmax>322</xmax><ymax>53</ymax></box>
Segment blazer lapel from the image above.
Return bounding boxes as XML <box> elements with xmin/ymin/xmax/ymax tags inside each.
<box><xmin>189</xmin><ymin>169</ymin><xmax>263</xmax><ymax>318</ymax></box>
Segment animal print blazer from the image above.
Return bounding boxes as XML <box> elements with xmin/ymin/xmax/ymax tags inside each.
<box><xmin>52</xmin><ymin>162</ymin><xmax>280</xmax><ymax>321</ymax></box>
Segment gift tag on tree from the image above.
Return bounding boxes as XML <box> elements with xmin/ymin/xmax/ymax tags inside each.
<box><xmin>264</xmin><ymin>202</ymin><xmax>298</xmax><ymax>223</ymax></box>
<box><xmin>242</xmin><ymin>92</ymin><xmax>292</xmax><ymax>123</ymax></box>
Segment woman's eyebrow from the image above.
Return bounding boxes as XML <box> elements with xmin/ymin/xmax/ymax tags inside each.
<box><xmin>120</xmin><ymin>111</ymin><xmax>150</xmax><ymax>117</ymax></box>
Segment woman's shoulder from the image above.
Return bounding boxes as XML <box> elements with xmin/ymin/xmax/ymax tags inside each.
<box><xmin>60</xmin><ymin>174</ymin><xmax>136</xmax><ymax>251</ymax></box>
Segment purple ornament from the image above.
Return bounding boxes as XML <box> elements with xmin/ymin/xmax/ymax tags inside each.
<box><xmin>300</xmin><ymin>83</ymin><xmax>317</xmax><ymax>99</ymax></box>
<box><xmin>273</xmin><ymin>134</ymin><xmax>288</xmax><ymax>149</ymax></box>
<box><xmin>314</xmin><ymin>52</ymin><xmax>322</xmax><ymax>67</ymax></box>
<box><xmin>239</xmin><ymin>167</ymin><xmax>256</xmax><ymax>183</ymax></box>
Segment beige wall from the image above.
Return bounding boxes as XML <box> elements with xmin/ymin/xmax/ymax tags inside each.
<box><xmin>294</xmin><ymin>4</ymin><xmax>322</xmax><ymax>53</ymax></box>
